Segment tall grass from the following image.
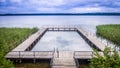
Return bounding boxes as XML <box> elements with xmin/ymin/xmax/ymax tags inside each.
<box><xmin>0</xmin><ymin>28</ymin><xmax>38</xmax><ymax>68</ymax></box>
<box><xmin>96</xmin><ymin>24</ymin><xmax>120</xmax><ymax>46</ymax></box>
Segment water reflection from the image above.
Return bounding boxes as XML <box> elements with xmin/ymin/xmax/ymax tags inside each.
<box><xmin>31</xmin><ymin>31</ymin><xmax>93</xmax><ymax>51</ymax></box>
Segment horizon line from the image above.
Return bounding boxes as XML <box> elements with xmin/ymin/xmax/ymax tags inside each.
<box><xmin>0</xmin><ymin>13</ymin><xmax>120</xmax><ymax>16</ymax></box>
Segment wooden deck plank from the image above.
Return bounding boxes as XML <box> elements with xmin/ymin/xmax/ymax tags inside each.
<box><xmin>77</xmin><ymin>28</ymin><xmax>106</xmax><ymax>51</ymax></box>
<box><xmin>12</xmin><ymin>28</ymin><xmax>47</xmax><ymax>51</ymax></box>
<box><xmin>51</xmin><ymin>51</ymin><xmax>77</xmax><ymax>68</ymax></box>
<box><xmin>74</xmin><ymin>51</ymin><xmax>93</xmax><ymax>59</ymax></box>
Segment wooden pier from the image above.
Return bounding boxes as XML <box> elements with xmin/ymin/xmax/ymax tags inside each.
<box><xmin>77</xmin><ymin>28</ymin><xmax>106</xmax><ymax>51</ymax></box>
<box><xmin>5</xmin><ymin>26</ymin><xmax>110</xmax><ymax>68</ymax></box>
<box><xmin>12</xmin><ymin>28</ymin><xmax>48</xmax><ymax>51</ymax></box>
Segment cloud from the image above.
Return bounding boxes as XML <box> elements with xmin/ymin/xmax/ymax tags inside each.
<box><xmin>66</xmin><ymin>6</ymin><xmax>120</xmax><ymax>13</ymax></box>
<box><xmin>69</xmin><ymin>7</ymin><xmax>102</xmax><ymax>13</ymax></box>
<box><xmin>0</xmin><ymin>0</ymin><xmax>120</xmax><ymax>13</ymax></box>
<box><xmin>56</xmin><ymin>36</ymin><xmax>71</xmax><ymax>46</ymax></box>
<box><xmin>29</xmin><ymin>0</ymin><xmax>65</xmax><ymax>7</ymax></box>
<box><xmin>0</xmin><ymin>0</ymin><xmax>6</xmax><ymax>2</ymax></box>
<box><xmin>36</xmin><ymin>7</ymin><xmax>61</xmax><ymax>13</ymax></box>
<box><xmin>113</xmin><ymin>1</ymin><xmax>120</xmax><ymax>6</ymax></box>
<box><xmin>10</xmin><ymin>0</ymin><xmax>23</xmax><ymax>3</ymax></box>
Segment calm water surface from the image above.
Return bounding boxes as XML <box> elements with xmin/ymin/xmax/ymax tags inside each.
<box><xmin>0</xmin><ymin>16</ymin><xmax>120</xmax><ymax>34</ymax></box>
<box><xmin>31</xmin><ymin>31</ymin><xmax>93</xmax><ymax>51</ymax></box>
<box><xmin>0</xmin><ymin>16</ymin><xmax>120</xmax><ymax>51</ymax></box>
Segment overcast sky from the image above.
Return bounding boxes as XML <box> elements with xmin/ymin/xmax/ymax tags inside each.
<box><xmin>0</xmin><ymin>0</ymin><xmax>120</xmax><ymax>14</ymax></box>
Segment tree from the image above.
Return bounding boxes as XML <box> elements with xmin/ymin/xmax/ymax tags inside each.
<box><xmin>89</xmin><ymin>47</ymin><xmax>120</xmax><ymax>68</ymax></box>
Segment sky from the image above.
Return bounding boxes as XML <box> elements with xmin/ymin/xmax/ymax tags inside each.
<box><xmin>0</xmin><ymin>0</ymin><xmax>120</xmax><ymax>14</ymax></box>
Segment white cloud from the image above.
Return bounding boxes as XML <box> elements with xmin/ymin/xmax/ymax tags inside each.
<box><xmin>66</xmin><ymin>7</ymin><xmax>102</xmax><ymax>13</ymax></box>
<box><xmin>64</xmin><ymin>6</ymin><xmax>120</xmax><ymax>13</ymax></box>
<box><xmin>102</xmin><ymin>7</ymin><xmax>120</xmax><ymax>12</ymax></box>
<box><xmin>0</xmin><ymin>0</ymin><xmax>6</xmax><ymax>2</ymax></box>
<box><xmin>113</xmin><ymin>1</ymin><xmax>120</xmax><ymax>6</ymax></box>
<box><xmin>25</xmin><ymin>0</ymin><xmax>120</xmax><ymax>13</ymax></box>
<box><xmin>29</xmin><ymin>0</ymin><xmax>65</xmax><ymax>7</ymax></box>
<box><xmin>36</xmin><ymin>7</ymin><xmax>60</xmax><ymax>12</ymax></box>
<box><xmin>10</xmin><ymin>0</ymin><xmax>23</xmax><ymax>3</ymax></box>
<box><xmin>0</xmin><ymin>0</ymin><xmax>120</xmax><ymax>13</ymax></box>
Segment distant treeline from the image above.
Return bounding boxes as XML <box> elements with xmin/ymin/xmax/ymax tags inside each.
<box><xmin>0</xmin><ymin>13</ymin><xmax>120</xmax><ymax>16</ymax></box>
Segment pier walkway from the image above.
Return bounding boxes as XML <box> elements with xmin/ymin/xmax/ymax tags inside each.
<box><xmin>77</xmin><ymin>28</ymin><xmax>106</xmax><ymax>51</ymax></box>
<box><xmin>5</xmin><ymin>26</ymin><xmax>110</xmax><ymax>68</ymax></box>
<box><xmin>12</xmin><ymin>28</ymin><xmax>47</xmax><ymax>51</ymax></box>
<box><xmin>51</xmin><ymin>51</ymin><xmax>77</xmax><ymax>68</ymax></box>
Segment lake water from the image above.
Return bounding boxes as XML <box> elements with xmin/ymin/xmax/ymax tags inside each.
<box><xmin>0</xmin><ymin>16</ymin><xmax>120</xmax><ymax>34</ymax></box>
<box><xmin>0</xmin><ymin>16</ymin><xmax>120</xmax><ymax>51</ymax></box>
<box><xmin>31</xmin><ymin>31</ymin><xmax>93</xmax><ymax>51</ymax></box>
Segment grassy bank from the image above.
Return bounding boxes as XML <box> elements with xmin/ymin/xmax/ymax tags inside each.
<box><xmin>0</xmin><ymin>28</ymin><xmax>37</xmax><ymax>68</ymax></box>
<box><xmin>96</xmin><ymin>24</ymin><xmax>120</xmax><ymax>46</ymax></box>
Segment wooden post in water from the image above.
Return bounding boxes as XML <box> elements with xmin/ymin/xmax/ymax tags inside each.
<box><xmin>101</xmin><ymin>37</ymin><xmax>103</xmax><ymax>42</ymax></box>
<box><xmin>33</xmin><ymin>51</ymin><xmax>36</xmax><ymax>63</ymax></box>
<box><xmin>57</xmin><ymin>48</ymin><xmax>59</xmax><ymax>58</ymax></box>
<box><xmin>107</xmin><ymin>41</ymin><xmax>109</xmax><ymax>46</ymax></box>
<box><xmin>53</xmin><ymin>48</ymin><xmax>55</xmax><ymax>57</ymax></box>
<box><xmin>19</xmin><ymin>51</ymin><xmax>21</xmax><ymax>63</ymax></box>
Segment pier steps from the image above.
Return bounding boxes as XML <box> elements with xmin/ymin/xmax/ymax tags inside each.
<box><xmin>52</xmin><ymin>51</ymin><xmax>77</xmax><ymax>68</ymax></box>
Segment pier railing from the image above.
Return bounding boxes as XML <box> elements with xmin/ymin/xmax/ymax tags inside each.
<box><xmin>6</xmin><ymin>51</ymin><xmax>105</xmax><ymax>59</ymax></box>
<box><xmin>74</xmin><ymin>51</ymin><xmax>94</xmax><ymax>59</ymax></box>
<box><xmin>50</xmin><ymin>48</ymin><xmax>55</xmax><ymax>68</ymax></box>
<box><xmin>5</xmin><ymin>51</ymin><xmax>54</xmax><ymax>59</ymax></box>
<box><xmin>42</xmin><ymin>25</ymin><xmax>83</xmax><ymax>29</ymax></box>
<box><xmin>74</xmin><ymin>51</ymin><xmax>114</xmax><ymax>59</ymax></box>
<box><xmin>48</xmin><ymin>28</ymin><xmax>77</xmax><ymax>31</ymax></box>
